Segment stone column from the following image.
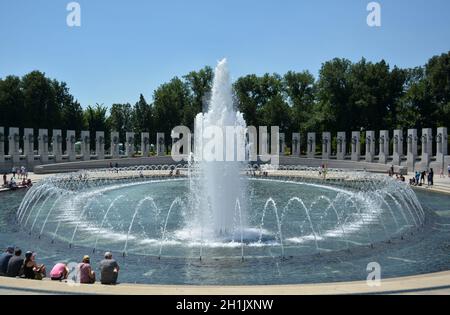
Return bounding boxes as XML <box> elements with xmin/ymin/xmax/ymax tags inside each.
<box><xmin>125</xmin><ymin>132</ymin><xmax>135</xmax><ymax>157</ymax></box>
<box><xmin>110</xmin><ymin>132</ymin><xmax>120</xmax><ymax>158</ymax></box>
<box><xmin>96</xmin><ymin>131</ymin><xmax>105</xmax><ymax>160</ymax></box>
<box><xmin>0</xmin><ymin>127</ymin><xmax>4</xmax><ymax>163</ymax></box>
<box><xmin>365</xmin><ymin>131</ymin><xmax>375</xmax><ymax>162</ymax></box>
<box><xmin>307</xmin><ymin>132</ymin><xmax>316</xmax><ymax>158</ymax></box>
<box><xmin>436</xmin><ymin>127</ymin><xmax>448</xmax><ymax>164</ymax></box>
<box><xmin>66</xmin><ymin>130</ymin><xmax>76</xmax><ymax>162</ymax></box>
<box><xmin>52</xmin><ymin>130</ymin><xmax>63</xmax><ymax>163</ymax></box>
<box><xmin>8</xmin><ymin>127</ymin><xmax>20</xmax><ymax>164</ymax></box>
<box><xmin>157</xmin><ymin>133</ymin><xmax>165</xmax><ymax>156</ymax></box>
<box><xmin>322</xmin><ymin>132</ymin><xmax>331</xmax><ymax>160</ymax></box>
<box><xmin>279</xmin><ymin>133</ymin><xmax>286</xmax><ymax>156</ymax></box>
<box><xmin>141</xmin><ymin>133</ymin><xmax>150</xmax><ymax>157</ymax></box>
<box><xmin>351</xmin><ymin>131</ymin><xmax>360</xmax><ymax>161</ymax></box>
<box><xmin>291</xmin><ymin>133</ymin><xmax>300</xmax><ymax>156</ymax></box>
<box><xmin>38</xmin><ymin>129</ymin><xmax>49</xmax><ymax>164</ymax></box>
<box><xmin>23</xmin><ymin>128</ymin><xmax>34</xmax><ymax>163</ymax></box>
<box><xmin>191</xmin><ymin>133</ymin><xmax>195</xmax><ymax>156</ymax></box>
<box><xmin>81</xmin><ymin>131</ymin><xmax>90</xmax><ymax>161</ymax></box>
<box><xmin>259</xmin><ymin>127</ymin><xmax>269</xmax><ymax>158</ymax></box>
<box><xmin>407</xmin><ymin>129</ymin><xmax>418</xmax><ymax>171</ymax></box>
<box><xmin>378</xmin><ymin>130</ymin><xmax>389</xmax><ymax>164</ymax></box>
<box><xmin>336</xmin><ymin>132</ymin><xmax>346</xmax><ymax>160</ymax></box>
<box><xmin>421</xmin><ymin>128</ymin><xmax>433</xmax><ymax>167</ymax></box>
<box><xmin>393</xmin><ymin>130</ymin><xmax>403</xmax><ymax>165</ymax></box>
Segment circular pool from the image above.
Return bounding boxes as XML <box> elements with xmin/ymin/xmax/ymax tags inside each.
<box><xmin>1</xmin><ymin>166</ymin><xmax>450</xmax><ymax>285</ymax></box>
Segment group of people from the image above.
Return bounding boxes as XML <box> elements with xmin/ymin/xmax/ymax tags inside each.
<box><xmin>410</xmin><ymin>169</ymin><xmax>435</xmax><ymax>187</ymax></box>
<box><xmin>0</xmin><ymin>246</ymin><xmax>120</xmax><ymax>285</ymax></box>
<box><xmin>2</xmin><ymin>166</ymin><xmax>32</xmax><ymax>190</ymax></box>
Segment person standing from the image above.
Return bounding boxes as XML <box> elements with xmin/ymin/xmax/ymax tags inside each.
<box><xmin>99</xmin><ymin>252</ymin><xmax>120</xmax><ymax>285</ymax></box>
<box><xmin>428</xmin><ymin>168</ymin><xmax>434</xmax><ymax>187</ymax></box>
<box><xmin>420</xmin><ymin>171</ymin><xmax>426</xmax><ymax>185</ymax></box>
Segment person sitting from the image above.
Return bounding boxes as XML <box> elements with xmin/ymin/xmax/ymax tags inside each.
<box><xmin>50</xmin><ymin>262</ymin><xmax>69</xmax><ymax>281</ymax></box>
<box><xmin>99</xmin><ymin>252</ymin><xmax>120</xmax><ymax>285</ymax></box>
<box><xmin>22</xmin><ymin>252</ymin><xmax>46</xmax><ymax>280</ymax></box>
<box><xmin>8</xmin><ymin>178</ymin><xmax>17</xmax><ymax>190</ymax></box>
<box><xmin>78</xmin><ymin>255</ymin><xmax>95</xmax><ymax>284</ymax></box>
<box><xmin>0</xmin><ymin>246</ymin><xmax>15</xmax><ymax>276</ymax></box>
<box><xmin>6</xmin><ymin>248</ymin><xmax>23</xmax><ymax>278</ymax></box>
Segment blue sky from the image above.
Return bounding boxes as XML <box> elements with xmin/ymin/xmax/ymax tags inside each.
<box><xmin>1</xmin><ymin>0</ymin><xmax>449</xmax><ymax>108</ymax></box>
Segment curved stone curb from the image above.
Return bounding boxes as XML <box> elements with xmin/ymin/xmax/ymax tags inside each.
<box><xmin>1</xmin><ymin>271</ymin><xmax>450</xmax><ymax>295</ymax></box>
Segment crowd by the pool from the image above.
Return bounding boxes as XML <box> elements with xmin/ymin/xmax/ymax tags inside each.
<box><xmin>0</xmin><ymin>246</ymin><xmax>120</xmax><ymax>285</ymax></box>
<box><xmin>2</xmin><ymin>166</ymin><xmax>33</xmax><ymax>190</ymax></box>
<box><xmin>387</xmin><ymin>164</ymin><xmax>450</xmax><ymax>187</ymax></box>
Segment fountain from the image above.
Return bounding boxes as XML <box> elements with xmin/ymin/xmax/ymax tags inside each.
<box><xmin>192</xmin><ymin>58</ymin><xmax>248</xmax><ymax>238</ymax></box>
<box><xmin>2</xmin><ymin>59</ymin><xmax>448</xmax><ymax>286</ymax></box>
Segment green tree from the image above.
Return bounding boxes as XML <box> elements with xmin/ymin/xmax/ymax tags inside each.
<box><xmin>283</xmin><ymin>71</ymin><xmax>316</xmax><ymax>135</ymax></box>
<box><xmin>108</xmin><ymin>103</ymin><xmax>133</xmax><ymax>144</ymax></box>
<box><xmin>315</xmin><ymin>58</ymin><xmax>353</xmax><ymax>132</ymax></box>
<box><xmin>233</xmin><ymin>74</ymin><xmax>262</xmax><ymax>128</ymax></box>
<box><xmin>21</xmin><ymin>71</ymin><xmax>59</xmax><ymax>130</ymax></box>
<box><xmin>183</xmin><ymin>66</ymin><xmax>213</xmax><ymax>128</ymax></box>
<box><xmin>0</xmin><ymin>75</ymin><xmax>24</xmax><ymax>128</ymax></box>
<box><xmin>53</xmin><ymin>80</ymin><xmax>85</xmax><ymax>132</ymax></box>
<box><xmin>425</xmin><ymin>52</ymin><xmax>450</xmax><ymax>128</ymax></box>
<box><xmin>153</xmin><ymin>77</ymin><xmax>190</xmax><ymax>141</ymax></box>
<box><xmin>84</xmin><ymin>104</ymin><xmax>110</xmax><ymax>149</ymax></box>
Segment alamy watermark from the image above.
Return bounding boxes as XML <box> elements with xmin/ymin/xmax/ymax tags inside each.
<box><xmin>171</xmin><ymin>125</ymin><xmax>281</xmax><ymax>165</ymax></box>
<box><xmin>66</xmin><ymin>2</ymin><xmax>81</xmax><ymax>27</ymax></box>
<box><xmin>367</xmin><ymin>2</ymin><xmax>381</xmax><ymax>27</ymax></box>
<box><xmin>366</xmin><ymin>262</ymin><xmax>382</xmax><ymax>287</ymax></box>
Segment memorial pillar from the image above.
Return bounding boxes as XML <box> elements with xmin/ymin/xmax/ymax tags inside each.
<box><xmin>322</xmin><ymin>132</ymin><xmax>331</xmax><ymax>160</ymax></box>
<box><xmin>8</xmin><ymin>127</ymin><xmax>20</xmax><ymax>164</ymax></box>
<box><xmin>66</xmin><ymin>130</ymin><xmax>76</xmax><ymax>162</ymax></box>
<box><xmin>365</xmin><ymin>131</ymin><xmax>375</xmax><ymax>163</ymax></box>
<box><xmin>351</xmin><ymin>131</ymin><xmax>360</xmax><ymax>161</ymax></box>
<box><xmin>96</xmin><ymin>131</ymin><xmax>105</xmax><ymax>160</ymax></box>
<box><xmin>407</xmin><ymin>129</ymin><xmax>418</xmax><ymax>172</ymax></box>
<box><xmin>392</xmin><ymin>130</ymin><xmax>403</xmax><ymax>165</ymax></box>
<box><xmin>336</xmin><ymin>132</ymin><xmax>346</xmax><ymax>160</ymax></box>
<box><xmin>23</xmin><ymin>128</ymin><xmax>34</xmax><ymax>163</ymax></box>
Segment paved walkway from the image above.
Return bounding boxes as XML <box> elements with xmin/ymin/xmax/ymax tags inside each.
<box><xmin>1</xmin><ymin>271</ymin><xmax>450</xmax><ymax>295</ymax></box>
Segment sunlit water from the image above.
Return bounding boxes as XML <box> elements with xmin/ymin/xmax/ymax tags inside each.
<box><xmin>2</xmin><ymin>169</ymin><xmax>450</xmax><ymax>285</ymax></box>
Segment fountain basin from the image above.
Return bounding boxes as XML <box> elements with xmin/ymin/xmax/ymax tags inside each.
<box><xmin>2</xmin><ymin>166</ymin><xmax>450</xmax><ymax>285</ymax></box>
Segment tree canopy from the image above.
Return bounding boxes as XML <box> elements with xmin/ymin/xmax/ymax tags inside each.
<box><xmin>1</xmin><ymin>52</ymin><xmax>449</xmax><ymax>148</ymax></box>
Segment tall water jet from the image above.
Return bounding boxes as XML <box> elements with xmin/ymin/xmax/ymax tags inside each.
<box><xmin>193</xmin><ymin>58</ymin><xmax>248</xmax><ymax>238</ymax></box>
